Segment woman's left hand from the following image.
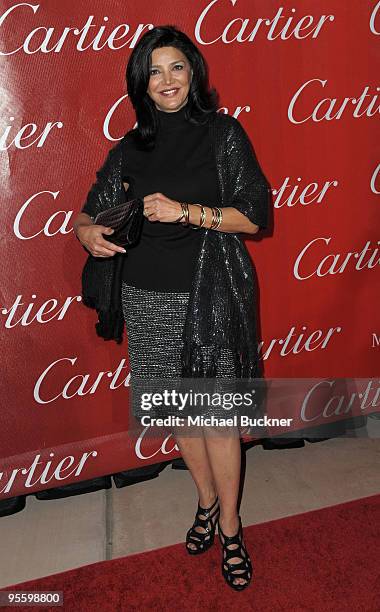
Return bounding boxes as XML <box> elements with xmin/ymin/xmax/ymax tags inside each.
<box><xmin>143</xmin><ymin>193</ymin><xmax>183</xmax><ymax>223</ymax></box>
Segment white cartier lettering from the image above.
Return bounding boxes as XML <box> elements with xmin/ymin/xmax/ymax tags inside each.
<box><xmin>195</xmin><ymin>1</ymin><xmax>334</xmax><ymax>45</ymax></box>
<box><xmin>13</xmin><ymin>191</ymin><xmax>73</xmax><ymax>239</ymax></box>
<box><xmin>212</xmin><ymin>105</ymin><xmax>251</xmax><ymax>119</ymax></box>
<box><xmin>259</xmin><ymin>325</ymin><xmax>342</xmax><ymax>361</ymax></box>
<box><xmin>135</xmin><ymin>427</ymin><xmax>179</xmax><ymax>461</ymax></box>
<box><xmin>289</xmin><ymin>79</ymin><xmax>380</xmax><ymax>124</ymax></box>
<box><xmin>34</xmin><ymin>357</ymin><xmax>131</xmax><ymax>404</ymax></box>
<box><xmin>294</xmin><ymin>237</ymin><xmax>380</xmax><ymax>280</ymax></box>
<box><xmin>370</xmin><ymin>0</ymin><xmax>380</xmax><ymax>34</ymax></box>
<box><xmin>103</xmin><ymin>93</ymin><xmax>135</xmax><ymax>141</ymax></box>
<box><xmin>273</xmin><ymin>176</ymin><xmax>338</xmax><ymax>208</ymax></box>
<box><xmin>0</xmin><ymin>450</ymin><xmax>98</xmax><ymax>494</ymax></box>
<box><xmin>0</xmin><ymin>116</ymin><xmax>63</xmax><ymax>150</ymax></box>
<box><xmin>0</xmin><ymin>3</ymin><xmax>153</xmax><ymax>55</ymax></box>
<box><xmin>301</xmin><ymin>379</ymin><xmax>380</xmax><ymax>423</ymax></box>
<box><xmin>1</xmin><ymin>294</ymin><xmax>81</xmax><ymax>328</ymax></box>
<box><xmin>371</xmin><ymin>163</ymin><xmax>380</xmax><ymax>194</ymax></box>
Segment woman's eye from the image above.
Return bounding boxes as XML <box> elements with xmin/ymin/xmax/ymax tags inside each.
<box><xmin>149</xmin><ymin>65</ymin><xmax>184</xmax><ymax>75</ymax></box>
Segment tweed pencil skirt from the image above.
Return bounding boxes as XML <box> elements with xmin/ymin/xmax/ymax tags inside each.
<box><xmin>121</xmin><ymin>283</ymin><xmax>259</xmax><ymax>437</ymax></box>
<box><xmin>121</xmin><ymin>282</ymin><xmax>241</xmax><ymax>433</ymax></box>
<box><xmin>121</xmin><ymin>282</ymin><xmax>236</xmax><ymax>379</ymax></box>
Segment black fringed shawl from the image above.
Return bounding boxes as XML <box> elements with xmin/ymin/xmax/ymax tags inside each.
<box><xmin>80</xmin><ymin>111</ymin><xmax>270</xmax><ymax>378</ymax></box>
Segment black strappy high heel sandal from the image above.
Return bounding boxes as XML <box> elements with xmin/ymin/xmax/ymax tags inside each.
<box><xmin>218</xmin><ymin>515</ymin><xmax>253</xmax><ymax>591</ymax></box>
<box><xmin>186</xmin><ymin>496</ymin><xmax>220</xmax><ymax>555</ymax></box>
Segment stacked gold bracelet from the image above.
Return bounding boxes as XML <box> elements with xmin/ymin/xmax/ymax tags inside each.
<box><xmin>174</xmin><ymin>202</ymin><xmax>190</xmax><ymax>225</ymax></box>
<box><xmin>176</xmin><ymin>203</ymin><xmax>223</xmax><ymax>230</ymax></box>
<box><xmin>190</xmin><ymin>204</ymin><xmax>206</xmax><ymax>230</ymax></box>
<box><xmin>210</xmin><ymin>206</ymin><xmax>223</xmax><ymax>230</ymax></box>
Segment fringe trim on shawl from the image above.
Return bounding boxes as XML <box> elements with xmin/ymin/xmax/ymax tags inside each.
<box><xmin>81</xmin><ymin>252</ymin><xmax>125</xmax><ymax>344</ymax></box>
<box><xmin>181</xmin><ymin>341</ymin><xmax>262</xmax><ymax>379</ymax></box>
<box><xmin>82</xmin><ymin>294</ymin><xmax>125</xmax><ymax>345</ymax></box>
<box><xmin>95</xmin><ymin>308</ymin><xmax>125</xmax><ymax>344</ymax></box>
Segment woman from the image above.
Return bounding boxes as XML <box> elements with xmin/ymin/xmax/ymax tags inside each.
<box><xmin>73</xmin><ymin>25</ymin><xmax>270</xmax><ymax>591</ymax></box>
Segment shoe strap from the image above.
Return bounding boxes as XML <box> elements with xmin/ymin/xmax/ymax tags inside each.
<box><xmin>187</xmin><ymin>528</ymin><xmax>210</xmax><ymax>543</ymax></box>
<box><xmin>224</xmin><ymin>551</ymin><xmax>250</xmax><ymax>567</ymax></box>
<box><xmin>223</xmin><ymin>563</ymin><xmax>252</xmax><ymax>584</ymax></box>
<box><xmin>193</xmin><ymin>505</ymin><xmax>220</xmax><ymax>531</ymax></box>
<box><xmin>197</xmin><ymin>496</ymin><xmax>219</xmax><ymax>515</ymax></box>
<box><xmin>198</xmin><ymin>504</ymin><xmax>220</xmax><ymax>520</ymax></box>
<box><xmin>218</xmin><ymin>515</ymin><xmax>243</xmax><ymax>545</ymax></box>
<box><xmin>219</xmin><ymin>517</ymin><xmax>251</xmax><ymax>569</ymax></box>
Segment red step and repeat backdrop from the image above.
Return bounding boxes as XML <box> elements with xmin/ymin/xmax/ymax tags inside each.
<box><xmin>1</xmin><ymin>1</ymin><xmax>379</xmax><ymax>499</ymax></box>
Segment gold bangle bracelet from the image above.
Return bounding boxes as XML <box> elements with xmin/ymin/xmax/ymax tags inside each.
<box><xmin>180</xmin><ymin>202</ymin><xmax>190</xmax><ymax>226</ymax></box>
<box><xmin>200</xmin><ymin>205</ymin><xmax>206</xmax><ymax>228</ymax></box>
<box><xmin>210</xmin><ymin>207</ymin><xmax>218</xmax><ymax>230</ymax></box>
<box><xmin>209</xmin><ymin>206</ymin><xmax>223</xmax><ymax>230</ymax></box>
<box><xmin>213</xmin><ymin>206</ymin><xmax>223</xmax><ymax>229</ymax></box>
<box><xmin>173</xmin><ymin>204</ymin><xmax>185</xmax><ymax>223</ymax></box>
<box><xmin>190</xmin><ymin>204</ymin><xmax>206</xmax><ymax>230</ymax></box>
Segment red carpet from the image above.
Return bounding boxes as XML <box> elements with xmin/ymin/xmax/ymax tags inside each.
<box><xmin>2</xmin><ymin>495</ymin><xmax>379</xmax><ymax>611</ymax></box>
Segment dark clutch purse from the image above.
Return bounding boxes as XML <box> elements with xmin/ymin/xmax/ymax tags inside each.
<box><xmin>94</xmin><ymin>197</ymin><xmax>144</xmax><ymax>248</ymax></box>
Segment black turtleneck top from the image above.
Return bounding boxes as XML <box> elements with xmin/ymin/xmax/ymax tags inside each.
<box><xmin>121</xmin><ymin>103</ymin><xmax>220</xmax><ymax>292</ymax></box>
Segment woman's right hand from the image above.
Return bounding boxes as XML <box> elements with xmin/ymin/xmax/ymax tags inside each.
<box><xmin>76</xmin><ymin>224</ymin><xmax>126</xmax><ymax>258</ymax></box>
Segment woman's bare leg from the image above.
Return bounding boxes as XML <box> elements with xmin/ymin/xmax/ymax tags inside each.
<box><xmin>173</xmin><ymin>435</ymin><xmax>217</xmax><ymax>506</ymax></box>
<box><xmin>174</xmin><ymin>426</ymin><xmax>248</xmax><ymax>585</ymax></box>
<box><xmin>202</xmin><ymin>427</ymin><xmax>241</xmax><ymax>532</ymax></box>
<box><xmin>172</xmin><ymin>431</ymin><xmax>218</xmax><ymax>551</ymax></box>
<box><xmin>203</xmin><ymin>427</ymin><xmax>247</xmax><ymax>587</ymax></box>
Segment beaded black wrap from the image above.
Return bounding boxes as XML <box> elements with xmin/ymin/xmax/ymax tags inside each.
<box><xmin>80</xmin><ymin>135</ymin><xmax>128</xmax><ymax>344</ymax></box>
<box><xmin>80</xmin><ymin>113</ymin><xmax>270</xmax><ymax>377</ymax></box>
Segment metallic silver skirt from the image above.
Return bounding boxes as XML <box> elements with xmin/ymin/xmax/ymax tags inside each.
<box><xmin>121</xmin><ymin>284</ymin><xmax>253</xmax><ymax>437</ymax></box>
<box><xmin>121</xmin><ymin>283</ymin><xmax>236</xmax><ymax>379</ymax></box>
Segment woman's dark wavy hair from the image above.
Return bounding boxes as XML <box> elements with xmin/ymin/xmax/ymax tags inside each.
<box><xmin>126</xmin><ymin>25</ymin><xmax>219</xmax><ymax>150</ymax></box>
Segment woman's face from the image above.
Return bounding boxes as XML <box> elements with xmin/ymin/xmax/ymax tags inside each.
<box><xmin>147</xmin><ymin>46</ymin><xmax>192</xmax><ymax>113</ymax></box>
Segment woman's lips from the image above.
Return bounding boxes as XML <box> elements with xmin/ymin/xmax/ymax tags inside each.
<box><xmin>159</xmin><ymin>88</ymin><xmax>179</xmax><ymax>97</ymax></box>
